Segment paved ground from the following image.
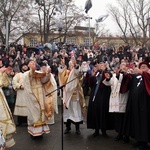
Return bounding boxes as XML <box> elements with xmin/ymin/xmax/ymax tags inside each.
<box><xmin>9</xmin><ymin>105</ymin><xmax>150</xmax><ymax>150</ymax></box>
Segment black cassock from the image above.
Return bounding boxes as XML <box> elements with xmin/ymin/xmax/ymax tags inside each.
<box><xmin>123</xmin><ymin>72</ymin><xmax>150</xmax><ymax>143</ymax></box>
<box><xmin>87</xmin><ymin>71</ymin><xmax>115</xmax><ymax>131</ymax></box>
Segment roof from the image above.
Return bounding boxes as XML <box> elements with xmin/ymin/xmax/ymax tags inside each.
<box><xmin>74</xmin><ymin>26</ymin><xmax>95</xmax><ymax>31</ymax></box>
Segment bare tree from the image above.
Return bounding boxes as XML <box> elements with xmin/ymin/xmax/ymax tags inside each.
<box><xmin>126</xmin><ymin>0</ymin><xmax>150</xmax><ymax>45</ymax></box>
<box><xmin>107</xmin><ymin>0</ymin><xmax>150</xmax><ymax>46</ymax></box>
<box><xmin>107</xmin><ymin>1</ymin><xmax>130</xmax><ymax>43</ymax></box>
<box><xmin>61</xmin><ymin>0</ymin><xmax>84</xmax><ymax>43</ymax></box>
<box><xmin>35</xmin><ymin>0</ymin><xmax>56</xmax><ymax>43</ymax></box>
<box><xmin>91</xmin><ymin>22</ymin><xmax>109</xmax><ymax>45</ymax></box>
<box><xmin>34</xmin><ymin>0</ymin><xmax>85</xmax><ymax>44</ymax></box>
<box><xmin>0</xmin><ymin>0</ymin><xmax>36</xmax><ymax>44</ymax></box>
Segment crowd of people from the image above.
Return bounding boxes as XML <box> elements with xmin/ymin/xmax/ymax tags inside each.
<box><xmin>0</xmin><ymin>42</ymin><xmax>150</xmax><ymax>150</ymax></box>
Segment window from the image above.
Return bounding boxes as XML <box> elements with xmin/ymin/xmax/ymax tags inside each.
<box><xmin>30</xmin><ymin>38</ymin><xmax>37</xmax><ymax>47</ymax></box>
<box><xmin>53</xmin><ymin>39</ymin><xmax>59</xmax><ymax>43</ymax></box>
<box><xmin>84</xmin><ymin>38</ymin><xmax>89</xmax><ymax>46</ymax></box>
<box><xmin>49</xmin><ymin>38</ymin><xmax>59</xmax><ymax>43</ymax></box>
<box><xmin>66</xmin><ymin>38</ymin><xmax>76</xmax><ymax>44</ymax></box>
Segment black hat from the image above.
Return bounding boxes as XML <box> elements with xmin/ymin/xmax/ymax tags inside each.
<box><xmin>20</xmin><ymin>63</ymin><xmax>27</xmax><ymax>68</ymax></box>
<box><xmin>20</xmin><ymin>63</ymin><xmax>28</xmax><ymax>71</ymax></box>
<box><xmin>39</xmin><ymin>61</ymin><xmax>47</xmax><ymax>67</ymax></box>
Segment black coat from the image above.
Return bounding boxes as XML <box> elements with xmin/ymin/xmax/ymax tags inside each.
<box><xmin>87</xmin><ymin>71</ymin><xmax>115</xmax><ymax>130</ymax></box>
<box><xmin>123</xmin><ymin>74</ymin><xmax>150</xmax><ymax>142</ymax></box>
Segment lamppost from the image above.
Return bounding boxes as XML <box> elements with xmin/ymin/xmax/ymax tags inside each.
<box><xmin>85</xmin><ymin>16</ymin><xmax>92</xmax><ymax>48</ymax></box>
<box><xmin>147</xmin><ymin>17</ymin><xmax>150</xmax><ymax>38</ymax></box>
<box><xmin>58</xmin><ymin>27</ymin><xmax>62</xmax><ymax>43</ymax></box>
<box><xmin>5</xmin><ymin>18</ymin><xmax>9</xmax><ymax>50</ymax></box>
<box><xmin>85</xmin><ymin>14</ymin><xmax>109</xmax><ymax>49</ymax></box>
<box><xmin>95</xmin><ymin>14</ymin><xmax>109</xmax><ymax>37</ymax></box>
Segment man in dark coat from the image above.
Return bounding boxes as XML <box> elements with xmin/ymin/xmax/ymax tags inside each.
<box><xmin>87</xmin><ymin>62</ymin><xmax>114</xmax><ymax>137</ymax></box>
<box><xmin>123</xmin><ymin>61</ymin><xmax>150</xmax><ymax>150</ymax></box>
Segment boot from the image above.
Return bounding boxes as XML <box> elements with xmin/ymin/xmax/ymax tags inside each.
<box><xmin>136</xmin><ymin>142</ymin><xmax>147</xmax><ymax>150</ymax></box>
<box><xmin>64</xmin><ymin>120</ymin><xmax>71</xmax><ymax>134</ymax></box>
<box><xmin>75</xmin><ymin>123</ymin><xmax>81</xmax><ymax>135</ymax></box>
<box><xmin>101</xmin><ymin>129</ymin><xmax>108</xmax><ymax>138</ymax></box>
<box><xmin>132</xmin><ymin>141</ymin><xmax>141</xmax><ymax>147</ymax></box>
<box><xmin>115</xmin><ymin>133</ymin><xmax>123</xmax><ymax>141</ymax></box>
<box><xmin>93</xmin><ymin>129</ymin><xmax>99</xmax><ymax>137</ymax></box>
<box><xmin>123</xmin><ymin>135</ymin><xmax>129</xmax><ymax>143</ymax></box>
<box><xmin>64</xmin><ymin>128</ymin><xmax>71</xmax><ymax>134</ymax></box>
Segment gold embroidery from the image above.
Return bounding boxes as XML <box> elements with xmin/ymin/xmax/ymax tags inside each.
<box><xmin>15</xmin><ymin>105</ymin><xmax>27</xmax><ymax>108</ymax></box>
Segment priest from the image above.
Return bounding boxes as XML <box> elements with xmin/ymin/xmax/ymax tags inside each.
<box><xmin>123</xmin><ymin>60</ymin><xmax>150</xmax><ymax>150</ymax></box>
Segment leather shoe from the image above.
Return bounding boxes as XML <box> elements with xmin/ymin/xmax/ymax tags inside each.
<box><xmin>136</xmin><ymin>146</ymin><xmax>147</xmax><ymax>150</ymax></box>
<box><xmin>133</xmin><ymin>142</ymin><xmax>141</xmax><ymax>147</ymax></box>
<box><xmin>64</xmin><ymin>128</ymin><xmax>71</xmax><ymax>134</ymax></box>
<box><xmin>123</xmin><ymin>136</ymin><xmax>129</xmax><ymax>143</ymax></box>
<box><xmin>30</xmin><ymin>135</ymin><xmax>43</xmax><ymax>140</ymax></box>
<box><xmin>76</xmin><ymin>130</ymin><xmax>81</xmax><ymax>135</ymax></box>
<box><xmin>93</xmin><ymin>132</ymin><xmax>99</xmax><ymax>137</ymax></box>
<box><xmin>136</xmin><ymin>142</ymin><xmax>147</xmax><ymax>150</ymax></box>
<box><xmin>115</xmin><ymin>134</ymin><xmax>123</xmax><ymax>141</ymax></box>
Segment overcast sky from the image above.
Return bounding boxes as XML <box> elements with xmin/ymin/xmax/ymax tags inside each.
<box><xmin>75</xmin><ymin>0</ymin><xmax>119</xmax><ymax>35</ymax></box>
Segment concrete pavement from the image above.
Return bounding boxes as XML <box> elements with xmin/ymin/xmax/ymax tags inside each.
<box><xmin>9</xmin><ymin>106</ymin><xmax>150</xmax><ymax>150</ymax></box>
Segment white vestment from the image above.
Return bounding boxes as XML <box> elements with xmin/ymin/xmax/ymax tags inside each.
<box><xmin>103</xmin><ymin>73</ymin><xmax>128</xmax><ymax>112</ymax></box>
<box><xmin>58</xmin><ymin>66</ymin><xmax>86</xmax><ymax>123</ymax></box>
<box><xmin>12</xmin><ymin>72</ymin><xmax>28</xmax><ymax>116</ymax></box>
<box><xmin>23</xmin><ymin>70</ymin><xmax>50</xmax><ymax>136</ymax></box>
<box><xmin>0</xmin><ymin>72</ymin><xmax>16</xmax><ymax>148</ymax></box>
<box><xmin>46</xmin><ymin>73</ymin><xmax>58</xmax><ymax>125</ymax></box>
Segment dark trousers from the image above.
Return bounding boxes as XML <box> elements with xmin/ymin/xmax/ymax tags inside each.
<box><xmin>66</xmin><ymin>119</ymin><xmax>80</xmax><ymax>131</ymax></box>
<box><xmin>17</xmin><ymin>116</ymin><xmax>27</xmax><ymax>125</ymax></box>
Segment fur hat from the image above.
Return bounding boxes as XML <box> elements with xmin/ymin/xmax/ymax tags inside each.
<box><xmin>138</xmin><ymin>61</ymin><xmax>150</xmax><ymax>69</ymax></box>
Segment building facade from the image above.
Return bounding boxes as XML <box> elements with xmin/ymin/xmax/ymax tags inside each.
<box><xmin>23</xmin><ymin>26</ymin><xmax>126</xmax><ymax>47</ymax></box>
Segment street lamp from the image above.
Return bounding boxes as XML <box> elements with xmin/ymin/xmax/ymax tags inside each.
<box><xmin>58</xmin><ymin>27</ymin><xmax>62</xmax><ymax>42</ymax></box>
<box><xmin>85</xmin><ymin>16</ymin><xmax>92</xmax><ymax>48</ymax></box>
<box><xmin>5</xmin><ymin>18</ymin><xmax>9</xmax><ymax>50</ymax></box>
<box><xmin>147</xmin><ymin>17</ymin><xmax>150</xmax><ymax>38</ymax></box>
<box><xmin>85</xmin><ymin>14</ymin><xmax>109</xmax><ymax>49</ymax></box>
<box><xmin>95</xmin><ymin>14</ymin><xmax>109</xmax><ymax>36</ymax></box>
